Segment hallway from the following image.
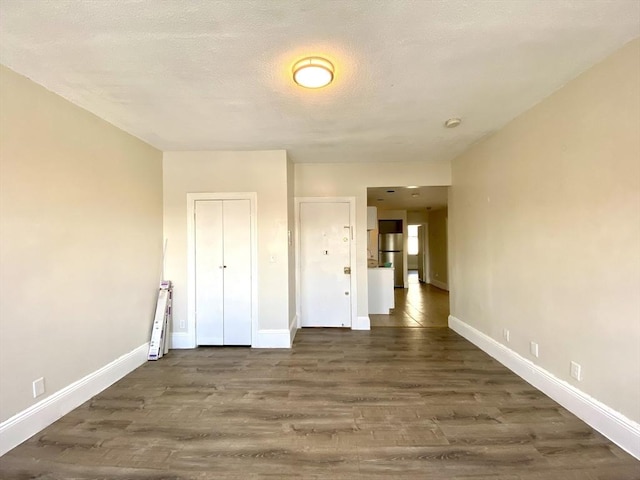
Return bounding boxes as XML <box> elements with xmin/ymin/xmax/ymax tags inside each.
<box><xmin>370</xmin><ymin>271</ymin><xmax>450</xmax><ymax>328</ymax></box>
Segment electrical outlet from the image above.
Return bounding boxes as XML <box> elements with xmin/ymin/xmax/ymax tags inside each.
<box><xmin>32</xmin><ymin>377</ymin><xmax>45</xmax><ymax>398</ymax></box>
<box><xmin>179</xmin><ymin>319</ymin><xmax>186</xmax><ymax>329</ymax></box>
<box><xmin>503</xmin><ymin>329</ymin><xmax>510</xmax><ymax>342</ymax></box>
<box><xmin>530</xmin><ymin>341</ymin><xmax>539</xmax><ymax>358</ymax></box>
<box><xmin>570</xmin><ymin>361</ymin><xmax>582</xmax><ymax>381</ymax></box>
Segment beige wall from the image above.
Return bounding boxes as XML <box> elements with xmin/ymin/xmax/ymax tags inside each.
<box><xmin>294</xmin><ymin>160</ymin><xmax>451</xmax><ymax>316</ymax></box>
<box><xmin>0</xmin><ymin>66</ymin><xmax>163</xmax><ymax>422</ymax></box>
<box><xmin>162</xmin><ymin>150</ymin><xmax>292</xmax><ymax>335</ymax></box>
<box><xmin>428</xmin><ymin>208</ymin><xmax>448</xmax><ymax>289</ymax></box>
<box><xmin>449</xmin><ymin>39</ymin><xmax>640</xmax><ymax>421</ymax></box>
<box><xmin>407</xmin><ymin>210</ymin><xmax>429</xmax><ymax>225</ymax></box>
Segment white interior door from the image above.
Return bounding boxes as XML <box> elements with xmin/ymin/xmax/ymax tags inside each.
<box><xmin>195</xmin><ymin>200</ymin><xmax>224</xmax><ymax>345</ymax></box>
<box><xmin>222</xmin><ymin>199</ymin><xmax>252</xmax><ymax>345</ymax></box>
<box><xmin>299</xmin><ymin>201</ymin><xmax>352</xmax><ymax>327</ymax></box>
<box><xmin>194</xmin><ymin>199</ymin><xmax>251</xmax><ymax>346</ymax></box>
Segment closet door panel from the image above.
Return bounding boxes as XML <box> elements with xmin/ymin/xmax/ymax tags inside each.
<box><xmin>222</xmin><ymin>199</ymin><xmax>252</xmax><ymax>345</ymax></box>
<box><xmin>195</xmin><ymin>200</ymin><xmax>224</xmax><ymax>345</ymax></box>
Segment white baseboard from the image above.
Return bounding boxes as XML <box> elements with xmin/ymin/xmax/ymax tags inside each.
<box><xmin>171</xmin><ymin>332</ymin><xmax>193</xmax><ymax>349</ymax></box>
<box><xmin>429</xmin><ymin>279</ymin><xmax>449</xmax><ymax>291</ymax></box>
<box><xmin>253</xmin><ymin>328</ymin><xmax>292</xmax><ymax>348</ymax></box>
<box><xmin>289</xmin><ymin>315</ymin><xmax>298</xmax><ymax>344</ymax></box>
<box><xmin>172</xmin><ymin>326</ymin><xmax>296</xmax><ymax>350</ymax></box>
<box><xmin>352</xmin><ymin>315</ymin><xmax>371</xmax><ymax>330</ymax></box>
<box><xmin>0</xmin><ymin>342</ymin><xmax>149</xmax><ymax>457</ymax></box>
<box><xmin>448</xmin><ymin>315</ymin><xmax>640</xmax><ymax>460</ymax></box>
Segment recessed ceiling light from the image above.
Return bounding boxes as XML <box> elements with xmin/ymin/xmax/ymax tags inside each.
<box><xmin>292</xmin><ymin>57</ymin><xmax>334</xmax><ymax>89</ymax></box>
<box><xmin>406</xmin><ymin>186</ymin><xmax>419</xmax><ymax>189</ymax></box>
<box><xmin>444</xmin><ymin>118</ymin><xmax>462</xmax><ymax>128</ymax></box>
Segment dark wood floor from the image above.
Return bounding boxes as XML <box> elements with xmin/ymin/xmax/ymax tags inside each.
<box><xmin>1</xmin><ymin>282</ymin><xmax>638</xmax><ymax>479</ymax></box>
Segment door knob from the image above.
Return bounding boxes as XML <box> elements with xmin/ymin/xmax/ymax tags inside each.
<box><xmin>344</xmin><ymin>267</ymin><xmax>351</xmax><ymax>274</ymax></box>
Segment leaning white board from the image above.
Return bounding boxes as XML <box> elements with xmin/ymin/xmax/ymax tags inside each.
<box><xmin>148</xmin><ymin>281</ymin><xmax>172</xmax><ymax>360</ymax></box>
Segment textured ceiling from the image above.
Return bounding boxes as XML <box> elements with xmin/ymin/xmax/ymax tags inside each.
<box><xmin>1</xmin><ymin>1</ymin><xmax>638</xmax><ymax>164</ymax></box>
<box><xmin>368</xmin><ymin>186</ymin><xmax>448</xmax><ymax>211</ymax></box>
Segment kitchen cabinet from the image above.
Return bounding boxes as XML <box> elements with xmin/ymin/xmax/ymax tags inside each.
<box><xmin>368</xmin><ymin>267</ymin><xmax>395</xmax><ymax>314</ymax></box>
<box><xmin>367</xmin><ymin>206</ymin><xmax>377</xmax><ymax>230</ymax></box>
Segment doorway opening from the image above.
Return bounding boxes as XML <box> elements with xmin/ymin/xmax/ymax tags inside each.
<box><xmin>366</xmin><ymin>186</ymin><xmax>450</xmax><ymax>328</ymax></box>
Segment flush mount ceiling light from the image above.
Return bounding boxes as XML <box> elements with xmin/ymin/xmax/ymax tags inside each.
<box><xmin>445</xmin><ymin>118</ymin><xmax>462</xmax><ymax>128</ymax></box>
<box><xmin>292</xmin><ymin>57</ymin><xmax>334</xmax><ymax>88</ymax></box>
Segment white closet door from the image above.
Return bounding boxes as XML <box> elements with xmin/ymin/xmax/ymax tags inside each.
<box><xmin>222</xmin><ymin>199</ymin><xmax>252</xmax><ymax>345</ymax></box>
<box><xmin>195</xmin><ymin>200</ymin><xmax>224</xmax><ymax>345</ymax></box>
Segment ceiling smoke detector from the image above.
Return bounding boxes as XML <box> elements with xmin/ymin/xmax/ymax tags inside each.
<box><xmin>444</xmin><ymin>118</ymin><xmax>462</xmax><ymax>128</ymax></box>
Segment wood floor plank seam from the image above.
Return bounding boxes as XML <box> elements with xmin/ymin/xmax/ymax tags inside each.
<box><xmin>1</xmin><ymin>279</ymin><xmax>638</xmax><ymax>479</ymax></box>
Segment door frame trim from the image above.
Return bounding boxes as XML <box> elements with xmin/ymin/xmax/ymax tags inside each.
<box><xmin>295</xmin><ymin>197</ymin><xmax>357</xmax><ymax>329</ymax></box>
<box><xmin>187</xmin><ymin>192</ymin><xmax>258</xmax><ymax>348</ymax></box>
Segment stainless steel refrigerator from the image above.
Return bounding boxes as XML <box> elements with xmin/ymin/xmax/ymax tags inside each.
<box><xmin>379</xmin><ymin>233</ymin><xmax>404</xmax><ymax>287</ymax></box>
